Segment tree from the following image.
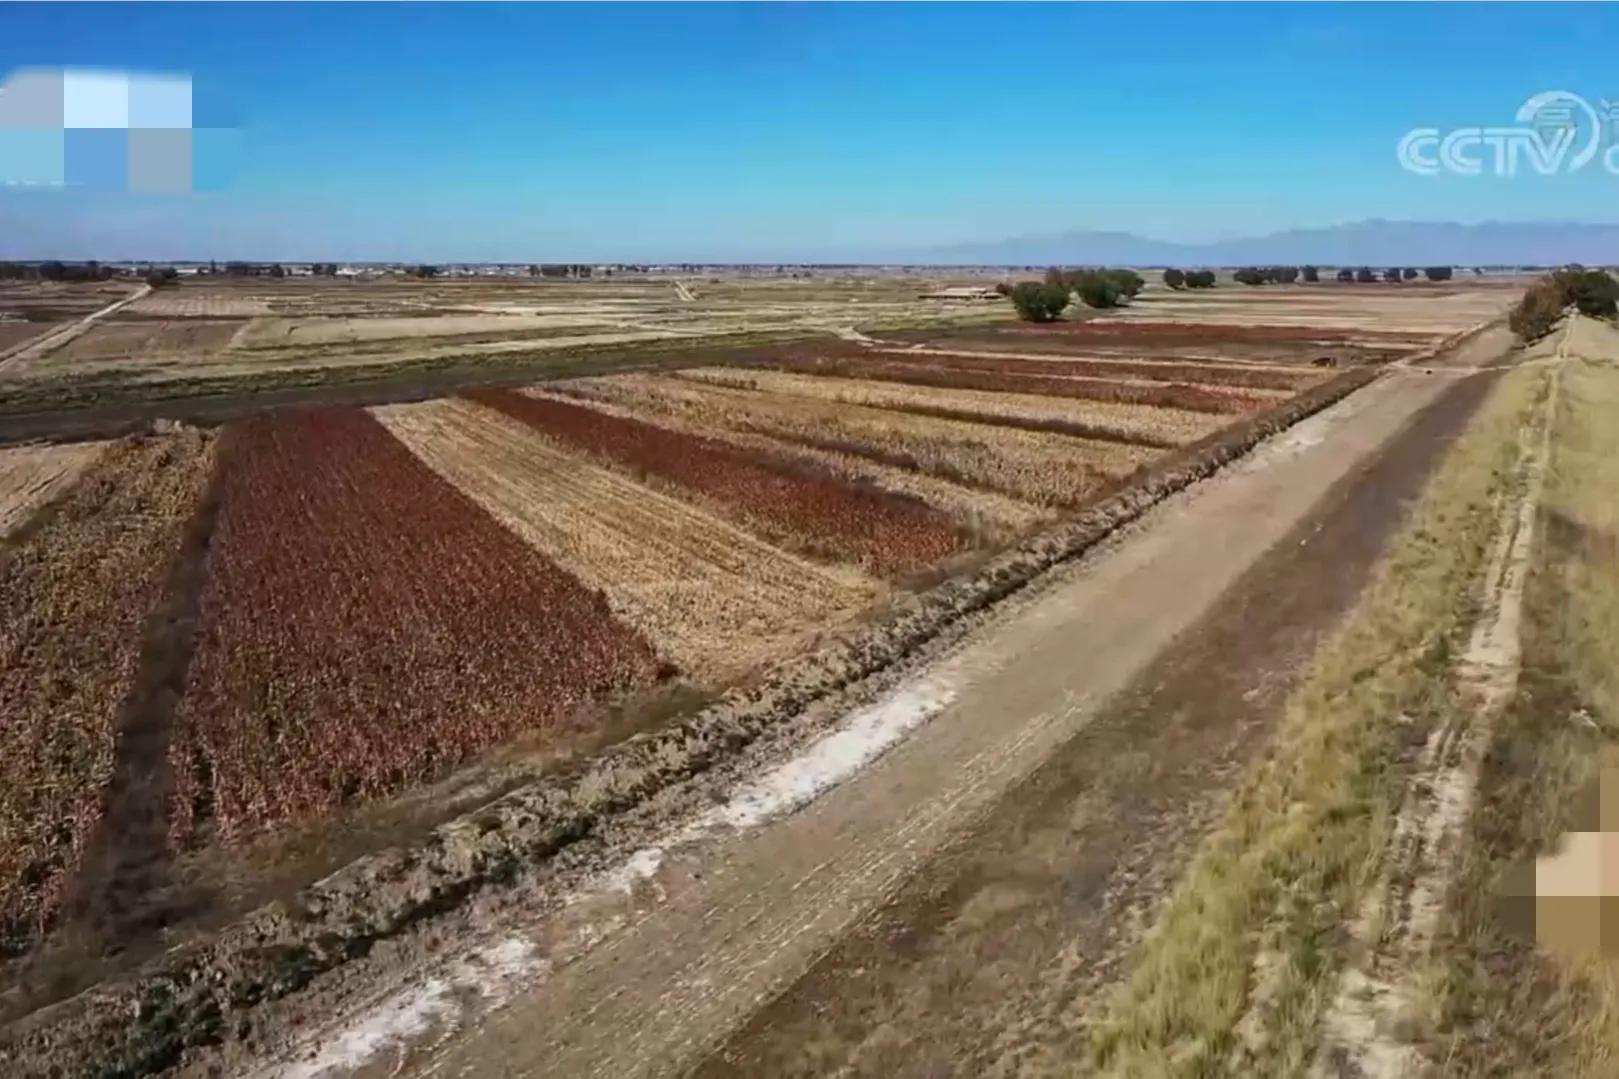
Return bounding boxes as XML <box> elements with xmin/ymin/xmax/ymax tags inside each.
<box><xmin>1233</xmin><ymin>267</ymin><xmax>1266</xmax><ymax>286</ymax></box>
<box><xmin>144</xmin><ymin>266</ymin><xmax>179</xmax><ymax>288</ymax></box>
<box><xmin>1077</xmin><ymin>276</ymin><xmax>1122</xmax><ymax>308</ymax></box>
<box><xmin>1424</xmin><ymin>266</ymin><xmax>1454</xmax><ymax>282</ymax></box>
<box><xmin>1103</xmin><ymin>268</ymin><xmax>1145</xmax><ymax>298</ymax></box>
<box><xmin>1570</xmin><ymin>268</ymin><xmax>1619</xmax><ymax>318</ymax></box>
<box><xmin>1402</xmin><ymin>267</ymin><xmax>1419</xmax><ymax>281</ymax></box>
<box><xmin>1355</xmin><ymin>267</ymin><xmax>1377</xmax><ymax>283</ymax></box>
<box><xmin>1301</xmin><ymin>265</ymin><xmax>1320</xmax><ymax>283</ymax></box>
<box><xmin>1163</xmin><ymin>268</ymin><xmax>1186</xmax><ymax>290</ymax></box>
<box><xmin>1509</xmin><ymin>278</ymin><xmax>1566</xmax><ymax>341</ymax></box>
<box><xmin>1384</xmin><ymin>267</ymin><xmax>1403</xmax><ymax>283</ymax></box>
<box><xmin>411</xmin><ymin>264</ymin><xmax>440</xmax><ymax>278</ymax></box>
<box><xmin>1185</xmin><ymin>269</ymin><xmax>1216</xmax><ymax>288</ymax></box>
<box><xmin>1336</xmin><ymin>268</ymin><xmax>1354</xmax><ymax>283</ymax></box>
<box><xmin>1008</xmin><ymin>281</ymin><xmax>1070</xmax><ymax>322</ymax></box>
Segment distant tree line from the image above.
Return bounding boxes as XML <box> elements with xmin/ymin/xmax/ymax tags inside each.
<box><xmin>529</xmin><ymin>263</ymin><xmax>594</xmax><ymax>279</ymax></box>
<box><xmin>0</xmin><ymin>260</ymin><xmax>119</xmax><ymax>282</ymax></box>
<box><xmin>1509</xmin><ymin>265</ymin><xmax>1619</xmax><ymax>341</ymax></box>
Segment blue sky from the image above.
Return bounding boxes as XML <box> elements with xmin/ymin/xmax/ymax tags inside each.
<box><xmin>2</xmin><ymin>2</ymin><xmax>1617</xmax><ymax>261</ymax></box>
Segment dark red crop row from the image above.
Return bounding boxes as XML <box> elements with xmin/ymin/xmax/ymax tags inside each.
<box><xmin>769</xmin><ymin>355</ymin><xmax>1273</xmax><ymax>415</ymax></box>
<box><xmin>170</xmin><ymin>408</ymin><xmax>660</xmax><ymax>844</ymax></box>
<box><xmin>865</xmin><ymin>348</ymin><xmax>1314</xmax><ymax>393</ymax></box>
<box><xmin>468</xmin><ymin>389</ymin><xmax>962</xmax><ymax>574</ymax></box>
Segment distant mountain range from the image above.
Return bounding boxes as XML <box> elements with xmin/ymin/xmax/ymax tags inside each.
<box><xmin>914</xmin><ymin>219</ymin><xmax>1619</xmax><ymax>267</ymax></box>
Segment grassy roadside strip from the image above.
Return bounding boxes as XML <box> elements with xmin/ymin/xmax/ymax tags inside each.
<box><xmin>1088</xmin><ymin>364</ymin><xmax>1548</xmax><ymax>1076</ymax></box>
<box><xmin>1417</xmin><ymin>357</ymin><xmax>1619</xmax><ymax>1076</ymax></box>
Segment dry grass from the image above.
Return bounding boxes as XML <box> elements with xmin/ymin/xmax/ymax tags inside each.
<box><xmin>0</xmin><ymin>440</ymin><xmax>109</xmax><ymax>539</ymax></box>
<box><xmin>676</xmin><ymin>366</ymin><xmax>1224</xmax><ymax>447</ymax></box>
<box><xmin>1419</xmin><ymin>355</ymin><xmax>1619</xmax><ymax>1076</ymax></box>
<box><xmin>1088</xmin><ymin>366</ymin><xmax>1546</xmax><ymax>1076</ymax></box>
<box><xmin>375</xmin><ymin>398</ymin><xmax>875</xmax><ymax>681</ymax></box>
<box><xmin>0</xmin><ymin>432</ymin><xmax>216</xmax><ymax>952</ymax></box>
<box><xmin>550</xmin><ymin>373</ymin><xmax>1157</xmax><ymax>508</ymax></box>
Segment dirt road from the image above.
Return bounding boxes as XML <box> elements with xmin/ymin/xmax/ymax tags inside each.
<box><xmin>231</xmin><ymin>356</ymin><xmax>1503</xmax><ymax>1078</ymax></box>
<box><xmin>0</xmin><ymin>283</ymin><xmax>151</xmax><ymax>371</ymax></box>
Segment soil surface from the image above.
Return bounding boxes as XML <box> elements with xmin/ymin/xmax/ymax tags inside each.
<box><xmin>320</xmin><ymin>362</ymin><xmax>1501</xmax><ymax>1078</ymax></box>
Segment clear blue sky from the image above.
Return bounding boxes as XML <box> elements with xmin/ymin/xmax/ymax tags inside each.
<box><xmin>2</xmin><ymin>2</ymin><xmax>1617</xmax><ymax>261</ymax></box>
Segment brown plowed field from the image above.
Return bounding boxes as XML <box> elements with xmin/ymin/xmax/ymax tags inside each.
<box><xmin>375</xmin><ymin>399</ymin><xmax>874</xmax><ymax>681</ymax></box>
<box><xmin>169</xmin><ymin>408</ymin><xmax>660</xmax><ymax>845</ymax></box>
<box><xmin>470</xmin><ymin>388</ymin><xmax>963</xmax><ymax>574</ymax></box>
<box><xmin>0</xmin><ymin>432</ymin><xmax>216</xmax><ymax>953</ymax></box>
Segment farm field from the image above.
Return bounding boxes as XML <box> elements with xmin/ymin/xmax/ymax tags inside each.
<box><xmin>0</xmin><ymin>273</ymin><xmax>1009</xmax><ymax>393</ymax></box>
<box><xmin>0</xmin><ymin>287</ymin><xmax>1360</xmax><ymax>971</ymax></box>
<box><xmin>885</xmin><ymin>279</ymin><xmax>1520</xmax><ymax>364</ymax></box>
<box><xmin>0</xmin><ymin>270</ymin><xmax>1535</xmax><ymax>1079</ymax></box>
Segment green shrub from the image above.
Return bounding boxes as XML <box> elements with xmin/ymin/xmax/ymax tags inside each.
<box><xmin>1009</xmin><ymin>281</ymin><xmax>1071</xmax><ymax>322</ymax></box>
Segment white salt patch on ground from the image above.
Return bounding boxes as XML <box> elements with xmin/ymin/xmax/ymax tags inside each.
<box><xmin>272</xmin><ymin>939</ymin><xmax>542</xmax><ymax>1079</ymax></box>
<box><xmin>701</xmin><ymin>676</ymin><xmax>959</xmax><ymax>830</ymax></box>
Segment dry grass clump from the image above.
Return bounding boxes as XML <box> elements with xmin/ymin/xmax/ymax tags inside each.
<box><xmin>0</xmin><ymin>432</ymin><xmax>215</xmax><ymax>952</ymax></box>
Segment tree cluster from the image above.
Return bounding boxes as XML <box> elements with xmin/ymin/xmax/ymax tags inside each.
<box><xmin>1008</xmin><ymin>281</ymin><xmax>1071</xmax><ymax>322</ymax></box>
<box><xmin>0</xmin><ymin>261</ymin><xmax>119</xmax><ymax>282</ymax></box>
<box><xmin>1509</xmin><ymin>265</ymin><xmax>1619</xmax><ymax>341</ymax></box>
<box><xmin>1233</xmin><ymin>266</ymin><xmax>1301</xmax><ymax>286</ymax></box>
<box><xmin>1043</xmin><ymin>267</ymin><xmax>1145</xmax><ymax>309</ymax></box>
<box><xmin>1162</xmin><ymin>268</ymin><xmax>1216</xmax><ymax>290</ymax></box>
<box><xmin>531</xmin><ymin>263</ymin><xmax>594</xmax><ymax>278</ymax></box>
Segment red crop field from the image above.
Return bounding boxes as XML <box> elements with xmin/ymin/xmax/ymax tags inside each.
<box><xmin>170</xmin><ymin>408</ymin><xmax>660</xmax><ymax>845</ymax></box>
<box><xmin>0</xmin><ymin>434</ymin><xmax>215</xmax><ymax>952</ymax></box>
<box><xmin>769</xmin><ymin>354</ymin><xmax>1273</xmax><ymax>415</ymax></box>
<box><xmin>468</xmin><ymin>389</ymin><xmax>962</xmax><ymax>573</ymax></box>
